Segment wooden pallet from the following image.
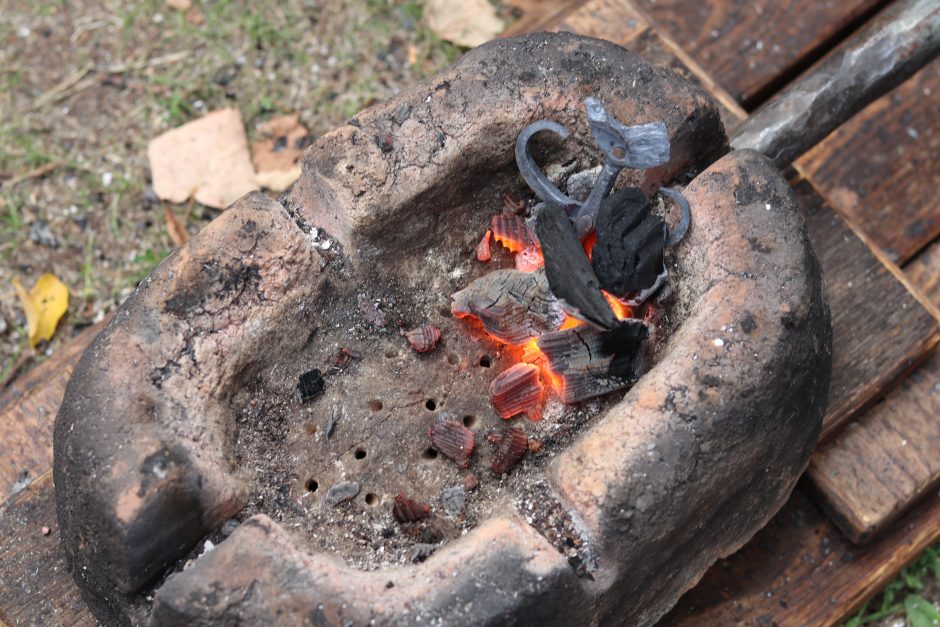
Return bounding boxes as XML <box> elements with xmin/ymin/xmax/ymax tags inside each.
<box><xmin>1</xmin><ymin>1</ymin><xmax>938</xmax><ymax>624</ymax></box>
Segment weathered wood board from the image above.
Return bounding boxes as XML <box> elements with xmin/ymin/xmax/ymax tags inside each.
<box><xmin>546</xmin><ymin>0</ymin><xmax>746</xmax><ymax>134</ymax></box>
<box><xmin>0</xmin><ymin>321</ymin><xmax>106</xmax><ymax>498</ymax></box>
<box><xmin>632</xmin><ymin>0</ymin><xmax>885</xmax><ymax>106</ymax></box>
<box><xmin>502</xmin><ymin>0</ymin><xmax>585</xmax><ymax>38</ymax></box>
<box><xmin>808</xmin><ymin>239</ymin><xmax>940</xmax><ymax>543</ymax></box>
<box><xmin>661</xmin><ymin>488</ymin><xmax>940</xmax><ymax>626</ymax></box>
<box><xmin>0</xmin><ymin>471</ymin><xmax>94</xmax><ymax>626</ymax></box>
<box><xmin>799</xmin><ymin>59</ymin><xmax>940</xmax><ymax>265</ymax></box>
<box><xmin>794</xmin><ymin>178</ymin><xmax>940</xmax><ymax>440</ymax></box>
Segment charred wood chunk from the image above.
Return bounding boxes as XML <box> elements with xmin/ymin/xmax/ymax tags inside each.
<box><xmin>296</xmin><ymin>368</ymin><xmax>325</xmax><ymax>402</ymax></box>
<box><xmin>489</xmin><ymin>363</ymin><xmax>543</xmax><ymax>420</ymax></box>
<box><xmin>393</xmin><ymin>492</ymin><xmax>431</xmax><ymax>524</ymax></box>
<box><xmin>537</xmin><ymin>320</ymin><xmax>650</xmax><ymax>404</ymax></box>
<box><xmin>591</xmin><ymin>187</ymin><xmax>666</xmax><ymax>297</ymax></box>
<box><xmin>535</xmin><ymin>202</ymin><xmax>618</xmax><ymax>330</ymax></box>
<box><xmin>451</xmin><ymin>269</ymin><xmax>565</xmax><ymax>345</ymax></box>
<box><xmin>429</xmin><ymin>420</ymin><xmax>475</xmax><ymax>468</ymax></box>
<box><xmin>404</xmin><ymin>325</ymin><xmax>441</xmax><ymax>353</ymax></box>
<box><xmin>488</xmin><ymin>427</ymin><xmax>528</xmax><ymax>475</ymax></box>
<box><xmin>491</xmin><ymin>210</ymin><xmax>533</xmax><ymax>253</ymax></box>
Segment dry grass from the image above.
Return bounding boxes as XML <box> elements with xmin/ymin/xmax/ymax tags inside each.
<box><xmin>0</xmin><ymin>0</ymin><xmax>462</xmax><ymax>376</ymax></box>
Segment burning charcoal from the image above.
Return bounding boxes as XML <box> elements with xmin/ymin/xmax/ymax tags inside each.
<box><xmin>491</xmin><ymin>210</ymin><xmax>533</xmax><ymax>253</ymax></box>
<box><xmin>429</xmin><ymin>420</ymin><xmax>475</xmax><ymax>468</ymax></box>
<box><xmin>325</xmin><ymin>481</ymin><xmax>360</xmax><ymax>506</ymax></box>
<box><xmin>591</xmin><ymin>187</ymin><xmax>666</xmax><ymax>297</ymax></box>
<box><xmin>489</xmin><ymin>363</ymin><xmax>542</xmax><ymax>420</ymax></box>
<box><xmin>296</xmin><ymin>368</ymin><xmax>325</xmax><ymax>402</ymax></box>
<box><xmin>514</xmin><ymin>245</ymin><xmax>543</xmax><ymax>272</ymax></box>
<box><xmin>451</xmin><ymin>269</ymin><xmax>565</xmax><ymax>345</ymax></box>
<box><xmin>404</xmin><ymin>325</ymin><xmax>441</xmax><ymax>353</ymax></box>
<box><xmin>476</xmin><ymin>229</ymin><xmax>492</xmax><ymax>262</ymax></box>
<box><xmin>488</xmin><ymin>427</ymin><xmax>528</xmax><ymax>475</ymax></box>
<box><xmin>537</xmin><ymin>320</ymin><xmax>650</xmax><ymax>404</ymax></box>
<box><xmin>535</xmin><ymin>202</ymin><xmax>618</xmax><ymax>330</ymax></box>
<box><xmin>392</xmin><ymin>492</ymin><xmax>430</xmax><ymax>523</ymax></box>
<box><xmin>357</xmin><ymin>294</ymin><xmax>387</xmax><ymax>328</ymax></box>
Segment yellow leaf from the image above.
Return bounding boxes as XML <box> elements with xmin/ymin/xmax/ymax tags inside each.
<box><xmin>12</xmin><ymin>273</ymin><xmax>69</xmax><ymax>348</ymax></box>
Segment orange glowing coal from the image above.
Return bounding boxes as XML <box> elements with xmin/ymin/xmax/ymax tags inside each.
<box><xmin>463</xmin><ymin>217</ymin><xmax>639</xmax><ymax>417</ymax></box>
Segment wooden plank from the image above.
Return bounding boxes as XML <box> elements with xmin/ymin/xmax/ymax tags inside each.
<box><xmin>544</xmin><ymin>1</ymin><xmax>745</xmax><ymax>130</ymax></box>
<box><xmin>799</xmin><ymin>59</ymin><xmax>940</xmax><ymax>264</ymax></box>
<box><xmin>808</xmin><ymin>352</ymin><xmax>940</xmax><ymax>543</ymax></box>
<box><xmin>661</xmin><ymin>488</ymin><xmax>940</xmax><ymax>626</ymax></box>
<box><xmin>0</xmin><ymin>321</ymin><xmax>106</xmax><ymax>498</ymax></box>
<box><xmin>807</xmin><ymin>239</ymin><xmax>940</xmax><ymax>543</ymax></box>
<box><xmin>631</xmin><ymin>0</ymin><xmax>886</xmax><ymax>106</ymax></box>
<box><xmin>0</xmin><ymin>471</ymin><xmax>94</xmax><ymax>626</ymax></box>
<box><xmin>907</xmin><ymin>237</ymin><xmax>940</xmax><ymax>298</ymax></box>
<box><xmin>551</xmin><ymin>0</ymin><xmax>649</xmax><ymax>47</ymax></box>
<box><xmin>502</xmin><ymin>0</ymin><xmax>586</xmax><ymax>38</ymax></box>
<box><xmin>794</xmin><ymin>178</ymin><xmax>940</xmax><ymax>440</ymax></box>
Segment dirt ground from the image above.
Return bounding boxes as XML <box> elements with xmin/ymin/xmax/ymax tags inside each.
<box><xmin>0</xmin><ymin>0</ymin><xmax>503</xmax><ymax>379</ymax></box>
<box><xmin>1</xmin><ymin>2</ymin><xmax>936</xmax><ymax>624</ymax></box>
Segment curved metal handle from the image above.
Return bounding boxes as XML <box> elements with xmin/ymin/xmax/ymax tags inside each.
<box><xmin>514</xmin><ymin>120</ymin><xmax>578</xmax><ymax>208</ymax></box>
<box><xmin>660</xmin><ymin>187</ymin><xmax>691</xmax><ymax>247</ymax></box>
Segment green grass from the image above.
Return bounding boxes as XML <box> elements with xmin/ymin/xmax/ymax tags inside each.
<box><xmin>126</xmin><ymin>247</ymin><xmax>169</xmax><ymax>288</ymax></box>
<box><xmin>844</xmin><ymin>543</ymin><xmax>940</xmax><ymax>626</ymax></box>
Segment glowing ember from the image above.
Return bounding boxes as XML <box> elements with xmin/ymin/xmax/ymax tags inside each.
<box><xmin>603</xmin><ymin>291</ymin><xmax>633</xmax><ymax>320</ymax></box>
<box><xmin>491</xmin><ymin>211</ymin><xmax>532</xmax><ymax>253</ymax></box>
<box><xmin>489</xmin><ymin>363</ymin><xmax>543</xmax><ymax>420</ymax></box>
<box><xmin>476</xmin><ymin>229</ymin><xmax>492</xmax><ymax>262</ymax></box>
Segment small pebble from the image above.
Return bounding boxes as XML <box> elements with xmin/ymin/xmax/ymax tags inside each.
<box><xmin>29</xmin><ymin>220</ymin><xmax>59</xmax><ymax>248</ymax></box>
<box><xmin>41</xmin><ymin>526</ymin><xmax>50</xmax><ymax>536</ymax></box>
<box><xmin>441</xmin><ymin>485</ymin><xmax>467</xmax><ymax>517</ymax></box>
<box><xmin>325</xmin><ymin>481</ymin><xmax>360</xmax><ymax>506</ymax></box>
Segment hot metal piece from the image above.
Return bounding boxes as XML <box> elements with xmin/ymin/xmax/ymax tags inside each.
<box><xmin>660</xmin><ymin>187</ymin><xmax>691</xmax><ymax>247</ymax></box>
<box><xmin>515</xmin><ymin>97</ymin><xmax>673</xmax><ymax>238</ymax></box>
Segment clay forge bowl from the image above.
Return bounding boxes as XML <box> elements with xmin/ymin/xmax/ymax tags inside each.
<box><xmin>54</xmin><ymin>33</ymin><xmax>831</xmax><ymax>626</ymax></box>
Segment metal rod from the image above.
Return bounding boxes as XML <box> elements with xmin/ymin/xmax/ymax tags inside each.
<box><xmin>731</xmin><ymin>0</ymin><xmax>940</xmax><ymax>169</ymax></box>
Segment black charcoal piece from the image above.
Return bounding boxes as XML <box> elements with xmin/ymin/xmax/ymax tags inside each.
<box><xmin>537</xmin><ymin>319</ymin><xmax>650</xmax><ymax>404</ymax></box>
<box><xmin>591</xmin><ymin>187</ymin><xmax>666</xmax><ymax>297</ymax></box>
<box><xmin>296</xmin><ymin>368</ymin><xmax>325</xmax><ymax>402</ymax></box>
<box><xmin>535</xmin><ymin>202</ymin><xmax>618</xmax><ymax>330</ymax></box>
